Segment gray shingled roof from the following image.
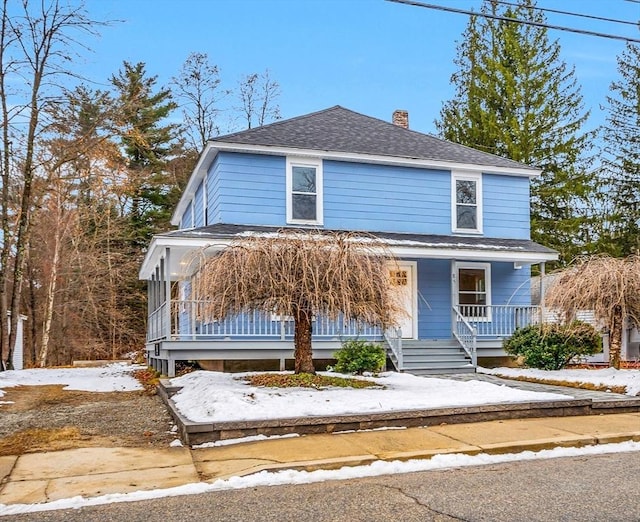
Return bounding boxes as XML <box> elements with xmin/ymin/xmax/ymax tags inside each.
<box><xmin>162</xmin><ymin>224</ymin><xmax>557</xmax><ymax>256</ymax></box>
<box><xmin>211</xmin><ymin>106</ymin><xmax>538</xmax><ymax>172</ymax></box>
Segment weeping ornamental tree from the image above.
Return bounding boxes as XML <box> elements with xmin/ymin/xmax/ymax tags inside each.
<box><xmin>544</xmin><ymin>256</ymin><xmax>640</xmax><ymax>369</ymax></box>
<box><xmin>190</xmin><ymin>231</ymin><xmax>404</xmax><ymax>374</ymax></box>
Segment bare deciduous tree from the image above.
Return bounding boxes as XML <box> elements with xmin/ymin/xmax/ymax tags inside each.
<box><xmin>171</xmin><ymin>52</ymin><xmax>227</xmax><ymax>151</ymax></box>
<box><xmin>191</xmin><ymin>231</ymin><xmax>403</xmax><ymax>374</ymax></box>
<box><xmin>0</xmin><ymin>0</ymin><xmax>106</xmax><ymax>370</ymax></box>
<box><xmin>237</xmin><ymin>69</ymin><xmax>281</xmax><ymax>129</ymax></box>
<box><xmin>544</xmin><ymin>255</ymin><xmax>640</xmax><ymax>369</ymax></box>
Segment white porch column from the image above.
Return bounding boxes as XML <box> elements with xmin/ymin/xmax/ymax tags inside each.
<box><xmin>164</xmin><ymin>247</ymin><xmax>172</xmax><ymax>339</ymax></box>
<box><xmin>539</xmin><ymin>262</ymin><xmax>546</xmax><ymax>322</ymax></box>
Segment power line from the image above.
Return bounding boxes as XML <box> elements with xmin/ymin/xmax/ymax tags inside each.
<box><xmin>386</xmin><ymin>0</ymin><xmax>640</xmax><ymax>44</ymax></box>
<box><xmin>493</xmin><ymin>0</ymin><xmax>639</xmax><ymax>27</ymax></box>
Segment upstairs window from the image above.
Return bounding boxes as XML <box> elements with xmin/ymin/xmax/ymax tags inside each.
<box><xmin>286</xmin><ymin>157</ymin><xmax>323</xmax><ymax>224</ymax></box>
<box><xmin>452</xmin><ymin>172</ymin><xmax>482</xmax><ymax>234</ymax></box>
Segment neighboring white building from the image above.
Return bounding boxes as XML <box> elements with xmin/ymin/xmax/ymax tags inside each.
<box><xmin>4</xmin><ymin>312</ymin><xmax>26</xmax><ymax>370</ymax></box>
<box><xmin>532</xmin><ymin>274</ymin><xmax>639</xmax><ymax>364</ymax></box>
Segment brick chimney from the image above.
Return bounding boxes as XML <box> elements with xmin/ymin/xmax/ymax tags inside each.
<box><xmin>392</xmin><ymin>110</ymin><xmax>409</xmax><ymax>129</ymax></box>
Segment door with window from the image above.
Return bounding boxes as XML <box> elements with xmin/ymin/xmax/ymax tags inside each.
<box><xmin>389</xmin><ymin>262</ymin><xmax>417</xmax><ymax>339</ymax></box>
<box><xmin>455</xmin><ymin>262</ymin><xmax>491</xmax><ymax>320</ymax></box>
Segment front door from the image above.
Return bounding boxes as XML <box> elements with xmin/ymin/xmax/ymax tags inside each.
<box><xmin>389</xmin><ymin>262</ymin><xmax>417</xmax><ymax>339</ymax></box>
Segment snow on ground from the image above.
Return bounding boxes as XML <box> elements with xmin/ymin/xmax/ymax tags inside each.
<box><xmin>0</xmin><ymin>363</ymin><xmax>143</xmax><ymax>397</ymax></box>
<box><xmin>0</xmin><ymin>364</ymin><xmax>638</xmax><ymax>514</ymax></box>
<box><xmin>1</xmin><ymin>441</ymin><xmax>638</xmax><ymax>516</ymax></box>
<box><xmin>169</xmin><ymin>370</ymin><xmax>571</xmax><ymax>423</ymax></box>
<box><xmin>479</xmin><ymin>367</ymin><xmax>640</xmax><ymax>396</ymax></box>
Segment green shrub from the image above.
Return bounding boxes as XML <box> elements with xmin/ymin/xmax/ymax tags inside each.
<box><xmin>503</xmin><ymin>321</ymin><xmax>601</xmax><ymax>370</ymax></box>
<box><xmin>332</xmin><ymin>339</ymin><xmax>386</xmax><ymax>375</ymax></box>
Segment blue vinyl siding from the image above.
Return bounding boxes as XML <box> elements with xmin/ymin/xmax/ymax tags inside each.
<box><xmin>324</xmin><ymin>161</ymin><xmax>450</xmax><ymax>234</ymax></box>
<box><xmin>194</xmin><ymin>181</ymin><xmax>205</xmax><ymax>227</ymax></box>
<box><xmin>482</xmin><ymin>174</ymin><xmax>530</xmax><ymax>239</ymax></box>
<box><xmin>178</xmin><ymin>280</ymin><xmax>192</xmax><ymax>336</ymax></box>
<box><xmin>412</xmin><ymin>259</ymin><xmax>532</xmax><ymax>339</ymax></box>
<box><xmin>214</xmin><ymin>152</ymin><xmax>286</xmax><ymax>226</ymax></box>
<box><xmin>201</xmin><ymin>153</ymin><xmax>532</xmax><ymax>237</ymax></box>
<box><xmin>180</xmin><ymin>201</ymin><xmax>193</xmax><ymax>230</ymax></box>
<box><xmin>490</xmin><ymin>262</ymin><xmax>531</xmax><ymax>306</ymax></box>
<box><xmin>207</xmin><ymin>158</ymin><xmax>222</xmax><ymax>224</ymax></box>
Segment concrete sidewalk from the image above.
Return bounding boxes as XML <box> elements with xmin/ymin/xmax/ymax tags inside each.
<box><xmin>1</xmin><ymin>412</ymin><xmax>638</xmax><ymax>506</ymax></box>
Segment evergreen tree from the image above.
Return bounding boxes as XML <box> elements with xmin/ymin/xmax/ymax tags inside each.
<box><xmin>436</xmin><ymin>0</ymin><xmax>594</xmax><ymax>264</ymax></box>
<box><xmin>599</xmin><ymin>43</ymin><xmax>640</xmax><ymax>256</ymax></box>
<box><xmin>111</xmin><ymin>61</ymin><xmax>179</xmax><ymax>247</ymax></box>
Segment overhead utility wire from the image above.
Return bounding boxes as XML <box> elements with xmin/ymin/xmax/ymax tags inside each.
<box><xmin>386</xmin><ymin>0</ymin><xmax>640</xmax><ymax>43</ymax></box>
<box><xmin>494</xmin><ymin>0</ymin><xmax>639</xmax><ymax>27</ymax></box>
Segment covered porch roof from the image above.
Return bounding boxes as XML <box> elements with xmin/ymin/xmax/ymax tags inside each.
<box><xmin>139</xmin><ymin>224</ymin><xmax>558</xmax><ymax>280</ymax></box>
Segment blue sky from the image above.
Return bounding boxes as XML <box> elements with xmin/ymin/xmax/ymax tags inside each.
<box><xmin>80</xmin><ymin>0</ymin><xmax>639</xmax><ymax>136</ymax></box>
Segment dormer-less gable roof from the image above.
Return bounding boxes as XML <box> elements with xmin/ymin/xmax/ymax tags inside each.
<box><xmin>172</xmin><ymin>106</ymin><xmax>540</xmax><ymax>225</ymax></box>
<box><xmin>211</xmin><ymin>106</ymin><xmax>538</xmax><ymax>171</ymax></box>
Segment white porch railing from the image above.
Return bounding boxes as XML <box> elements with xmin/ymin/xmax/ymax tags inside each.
<box><xmin>147</xmin><ymin>300</ymin><xmax>382</xmax><ymax>341</ymax></box>
<box><xmin>147</xmin><ymin>302</ymin><xmax>540</xmax><ymax>370</ymax></box>
<box><xmin>147</xmin><ymin>302</ymin><xmax>167</xmax><ymax>342</ymax></box>
<box><xmin>458</xmin><ymin>305</ymin><xmax>540</xmax><ymax>337</ymax></box>
<box><xmin>384</xmin><ymin>326</ymin><xmax>403</xmax><ymax>369</ymax></box>
<box><xmin>452</xmin><ymin>306</ymin><xmax>477</xmax><ymax>366</ymax></box>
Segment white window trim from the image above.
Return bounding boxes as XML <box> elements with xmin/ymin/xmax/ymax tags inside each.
<box><xmin>202</xmin><ymin>175</ymin><xmax>208</xmax><ymax>226</ymax></box>
<box><xmin>451</xmin><ymin>171</ymin><xmax>483</xmax><ymax>235</ymax></box>
<box><xmin>454</xmin><ymin>261</ymin><xmax>492</xmax><ymax>321</ymax></box>
<box><xmin>286</xmin><ymin>156</ymin><xmax>323</xmax><ymax>225</ymax></box>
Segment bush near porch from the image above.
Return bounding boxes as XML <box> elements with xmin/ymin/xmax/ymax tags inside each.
<box><xmin>332</xmin><ymin>339</ymin><xmax>387</xmax><ymax>375</ymax></box>
<box><xmin>503</xmin><ymin>322</ymin><xmax>601</xmax><ymax>370</ymax></box>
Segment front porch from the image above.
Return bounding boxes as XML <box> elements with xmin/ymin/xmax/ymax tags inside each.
<box><xmin>140</xmin><ymin>225</ymin><xmax>556</xmax><ymax>377</ymax></box>
<box><xmin>145</xmin><ymin>300</ymin><xmax>541</xmax><ymax>377</ymax></box>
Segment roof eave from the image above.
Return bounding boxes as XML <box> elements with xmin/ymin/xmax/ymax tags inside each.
<box><xmin>205</xmin><ymin>142</ymin><xmax>542</xmax><ymax>177</ymax></box>
<box><xmin>139</xmin><ymin>232</ymin><xmax>558</xmax><ymax>280</ymax></box>
<box><xmin>170</xmin><ymin>143</ymin><xmax>220</xmax><ymax>226</ymax></box>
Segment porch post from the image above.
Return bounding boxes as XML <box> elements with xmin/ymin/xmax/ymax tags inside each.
<box><xmin>149</xmin><ymin>274</ymin><xmax>155</xmax><ymax>316</ymax></box>
<box><xmin>156</xmin><ymin>264</ymin><xmax>162</xmax><ymax>309</ymax></box>
<box><xmin>539</xmin><ymin>262</ymin><xmax>546</xmax><ymax>323</ymax></box>
<box><xmin>167</xmin><ymin>358</ymin><xmax>176</xmax><ymax>378</ymax></box>
<box><xmin>164</xmin><ymin>247</ymin><xmax>172</xmax><ymax>340</ymax></box>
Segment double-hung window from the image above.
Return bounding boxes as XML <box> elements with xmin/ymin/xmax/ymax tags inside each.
<box><xmin>456</xmin><ymin>262</ymin><xmax>491</xmax><ymax>319</ymax></box>
<box><xmin>286</xmin><ymin>157</ymin><xmax>323</xmax><ymax>225</ymax></box>
<box><xmin>452</xmin><ymin>172</ymin><xmax>482</xmax><ymax>234</ymax></box>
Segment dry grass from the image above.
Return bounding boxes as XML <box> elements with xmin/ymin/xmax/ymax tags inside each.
<box><xmin>0</xmin><ymin>427</ymin><xmax>83</xmax><ymax>456</ymax></box>
<box><xmin>491</xmin><ymin>374</ymin><xmax>627</xmax><ymax>395</ymax></box>
<box><xmin>242</xmin><ymin>373</ymin><xmax>382</xmax><ymax>389</ymax></box>
<box><xmin>133</xmin><ymin>368</ymin><xmax>161</xmax><ymax>395</ymax></box>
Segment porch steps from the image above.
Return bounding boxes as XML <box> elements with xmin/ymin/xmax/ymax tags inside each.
<box><xmin>389</xmin><ymin>339</ymin><xmax>475</xmax><ymax>376</ymax></box>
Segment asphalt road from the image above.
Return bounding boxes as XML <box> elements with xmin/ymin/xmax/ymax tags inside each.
<box><xmin>4</xmin><ymin>452</ymin><xmax>639</xmax><ymax>522</ymax></box>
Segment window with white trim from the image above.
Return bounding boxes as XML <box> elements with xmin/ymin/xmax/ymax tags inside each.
<box><xmin>286</xmin><ymin>157</ymin><xmax>323</xmax><ymax>224</ymax></box>
<box><xmin>456</xmin><ymin>262</ymin><xmax>491</xmax><ymax>319</ymax></box>
<box><xmin>452</xmin><ymin>172</ymin><xmax>482</xmax><ymax>234</ymax></box>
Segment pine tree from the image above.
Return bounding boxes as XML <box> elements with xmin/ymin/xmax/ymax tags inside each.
<box><xmin>599</xmin><ymin>43</ymin><xmax>640</xmax><ymax>256</ymax></box>
<box><xmin>436</xmin><ymin>0</ymin><xmax>594</xmax><ymax>264</ymax></box>
<box><xmin>111</xmin><ymin>61</ymin><xmax>179</xmax><ymax>247</ymax></box>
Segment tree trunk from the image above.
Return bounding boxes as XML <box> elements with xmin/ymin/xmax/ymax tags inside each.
<box><xmin>609</xmin><ymin>306</ymin><xmax>623</xmax><ymax>370</ymax></box>
<box><xmin>40</xmin><ymin>220</ymin><xmax>62</xmax><ymax>367</ymax></box>
<box><xmin>293</xmin><ymin>307</ymin><xmax>315</xmax><ymax>374</ymax></box>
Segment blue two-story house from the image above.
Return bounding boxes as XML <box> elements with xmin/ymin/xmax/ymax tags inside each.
<box><xmin>139</xmin><ymin>106</ymin><xmax>557</xmax><ymax>377</ymax></box>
